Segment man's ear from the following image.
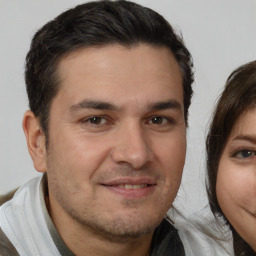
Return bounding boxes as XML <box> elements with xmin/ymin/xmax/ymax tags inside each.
<box><xmin>23</xmin><ymin>110</ymin><xmax>47</xmax><ymax>173</ymax></box>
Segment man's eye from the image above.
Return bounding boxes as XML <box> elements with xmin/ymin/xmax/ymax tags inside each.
<box><xmin>233</xmin><ymin>150</ymin><xmax>256</xmax><ymax>158</ymax></box>
<box><xmin>149</xmin><ymin>116</ymin><xmax>169</xmax><ymax>125</ymax></box>
<box><xmin>84</xmin><ymin>117</ymin><xmax>107</xmax><ymax>125</ymax></box>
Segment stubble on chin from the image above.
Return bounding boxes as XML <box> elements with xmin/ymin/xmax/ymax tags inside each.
<box><xmin>68</xmin><ymin>208</ymin><xmax>163</xmax><ymax>243</ymax></box>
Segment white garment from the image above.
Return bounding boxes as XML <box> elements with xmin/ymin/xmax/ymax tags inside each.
<box><xmin>170</xmin><ymin>206</ymin><xmax>235</xmax><ymax>256</ymax></box>
<box><xmin>0</xmin><ymin>175</ymin><xmax>61</xmax><ymax>256</ymax></box>
<box><xmin>0</xmin><ymin>175</ymin><xmax>235</xmax><ymax>256</ymax></box>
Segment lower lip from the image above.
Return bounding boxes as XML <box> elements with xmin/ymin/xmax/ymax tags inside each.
<box><xmin>102</xmin><ymin>185</ymin><xmax>156</xmax><ymax>198</ymax></box>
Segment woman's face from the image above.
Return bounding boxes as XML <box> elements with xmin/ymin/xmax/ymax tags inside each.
<box><xmin>217</xmin><ymin>109</ymin><xmax>256</xmax><ymax>251</ymax></box>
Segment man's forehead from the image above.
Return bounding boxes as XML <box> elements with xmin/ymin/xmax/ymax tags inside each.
<box><xmin>56</xmin><ymin>44</ymin><xmax>181</xmax><ymax>89</ymax></box>
<box><xmin>57</xmin><ymin>43</ymin><xmax>178</xmax><ymax>73</ymax></box>
<box><xmin>52</xmin><ymin>44</ymin><xmax>183</xmax><ymax>113</ymax></box>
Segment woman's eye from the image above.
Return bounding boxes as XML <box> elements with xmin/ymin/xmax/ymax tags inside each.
<box><xmin>233</xmin><ymin>150</ymin><xmax>256</xmax><ymax>158</ymax></box>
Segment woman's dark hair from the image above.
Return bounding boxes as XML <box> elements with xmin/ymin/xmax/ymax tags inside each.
<box><xmin>25</xmin><ymin>0</ymin><xmax>194</xmax><ymax>139</ymax></box>
<box><xmin>206</xmin><ymin>60</ymin><xmax>256</xmax><ymax>255</ymax></box>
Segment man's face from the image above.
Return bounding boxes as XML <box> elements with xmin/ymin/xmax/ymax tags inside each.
<box><xmin>43</xmin><ymin>44</ymin><xmax>186</xmax><ymax>240</ymax></box>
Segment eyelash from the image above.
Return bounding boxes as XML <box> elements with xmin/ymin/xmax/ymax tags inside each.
<box><xmin>147</xmin><ymin>116</ymin><xmax>174</xmax><ymax>125</ymax></box>
<box><xmin>81</xmin><ymin>116</ymin><xmax>111</xmax><ymax>126</ymax></box>
<box><xmin>81</xmin><ymin>115</ymin><xmax>174</xmax><ymax>127</ymax></box>
<box><xmin>232</xmin><ymin>149</ymin><xmax>256</xmax><ymax>159</ymax></box>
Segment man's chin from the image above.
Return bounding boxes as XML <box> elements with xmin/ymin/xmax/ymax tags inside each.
<box><xmin>91</xmin><ymin>224</ymin><xmax>156</xmax><ymax>243</ymax></box>
<box><xmin>78</xmin><ymin>214</ymin><xmax>162</xmax><ymax>243</ymax></box>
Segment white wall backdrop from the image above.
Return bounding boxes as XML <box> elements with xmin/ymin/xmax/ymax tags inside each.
<box><xmin>0</xmin><ymin>0</ymin><xmax>256</xmax><ymax>215</ymax></box>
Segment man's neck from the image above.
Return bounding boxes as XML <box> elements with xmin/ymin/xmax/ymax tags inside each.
<box><xmin>51</xmin><ymin>207</ymin><xmax>153</xmax><ymax>256</ymax></box>
<box><xmin>64</xmin><ymin>228</ymin><xmax>152</xmax><ymax>256</ymax></box>
<box><xmin>46</xmin><ymin>194</ymin><xmax>153</xmax><ymax>256</ymax></box>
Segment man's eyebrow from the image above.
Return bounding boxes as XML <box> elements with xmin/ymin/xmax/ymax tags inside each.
<box><xmin>70</xmin><ymin>99</ymin><xmax>182</xmax><ymax>112</ymax></box>
<box><xmin>148</xmin><ymin>100</ymin><xmax>182</xmax><ymax>111</ymax></box>
<box><xmin>70</xmin><ymin>99</ymin><xmax>118</xmax><ymax>112</ymax></box>
<box><xmin>233</xmin><ymin>135</ymin><xmax>256</xmax><ymax>144</ymax></box>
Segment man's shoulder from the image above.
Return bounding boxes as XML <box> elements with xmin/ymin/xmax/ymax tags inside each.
<box><xmin>0</xmin><ymin>175</ymin><xmax>44</xmax><ymax>255</ymax></box>
<box><xmin>0</xmin><ymin>227</ymin><xmax>19</xmax><ymax>256</ymax></box>
<box><xmin>150</xmin><ymin>218</ymin><xmax>185</xmax><ymax>256</ymax></box>
<box><xmin>0</xmin><ymin>189</ymin><xmax>18</xmax><ymax>206</ymax></box>
<box><xmin>0</xmin><ymin>175</ymin><xmax>42</xmax><ymax>206</ymax></box>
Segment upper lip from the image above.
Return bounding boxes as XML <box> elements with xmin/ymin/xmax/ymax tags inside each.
<box><xmin>101</xmin><ymin>177</ymin><xmax>157</xmax><ymax>186</ymax></box>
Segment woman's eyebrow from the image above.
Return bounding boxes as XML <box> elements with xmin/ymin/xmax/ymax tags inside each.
<box><xmin>233</xmin><ymin>135</ymin><xmax>256</xmax><ymax>144</ymax></box>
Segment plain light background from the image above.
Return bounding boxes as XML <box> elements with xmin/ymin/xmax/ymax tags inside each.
<box><xmin>0</xmin><ymin>0</ymin><xmax>256</xmax><ymax>215</ymax></box>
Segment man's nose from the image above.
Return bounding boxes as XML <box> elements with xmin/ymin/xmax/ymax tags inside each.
<box><xmin>110</xmin><ymin>123</ymin><xmax>153</xmax><ymax>169</ymax></box>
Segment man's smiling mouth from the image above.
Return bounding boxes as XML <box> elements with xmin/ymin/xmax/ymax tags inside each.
<box><xmin>115</xmin><ymin>184</ymin><xmax>149</xmax><ymax>189</ymax></box>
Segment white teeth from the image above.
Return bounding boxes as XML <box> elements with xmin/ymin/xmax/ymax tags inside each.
<box><xmin>117</xmin><ymin>184</ymin><xmax>147</xmax><ymax>189</ymax></box>
<box><xmin>131</xmin><ymin>184</ymin><xmax>141</xmax><ymax>189</ymax></box>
